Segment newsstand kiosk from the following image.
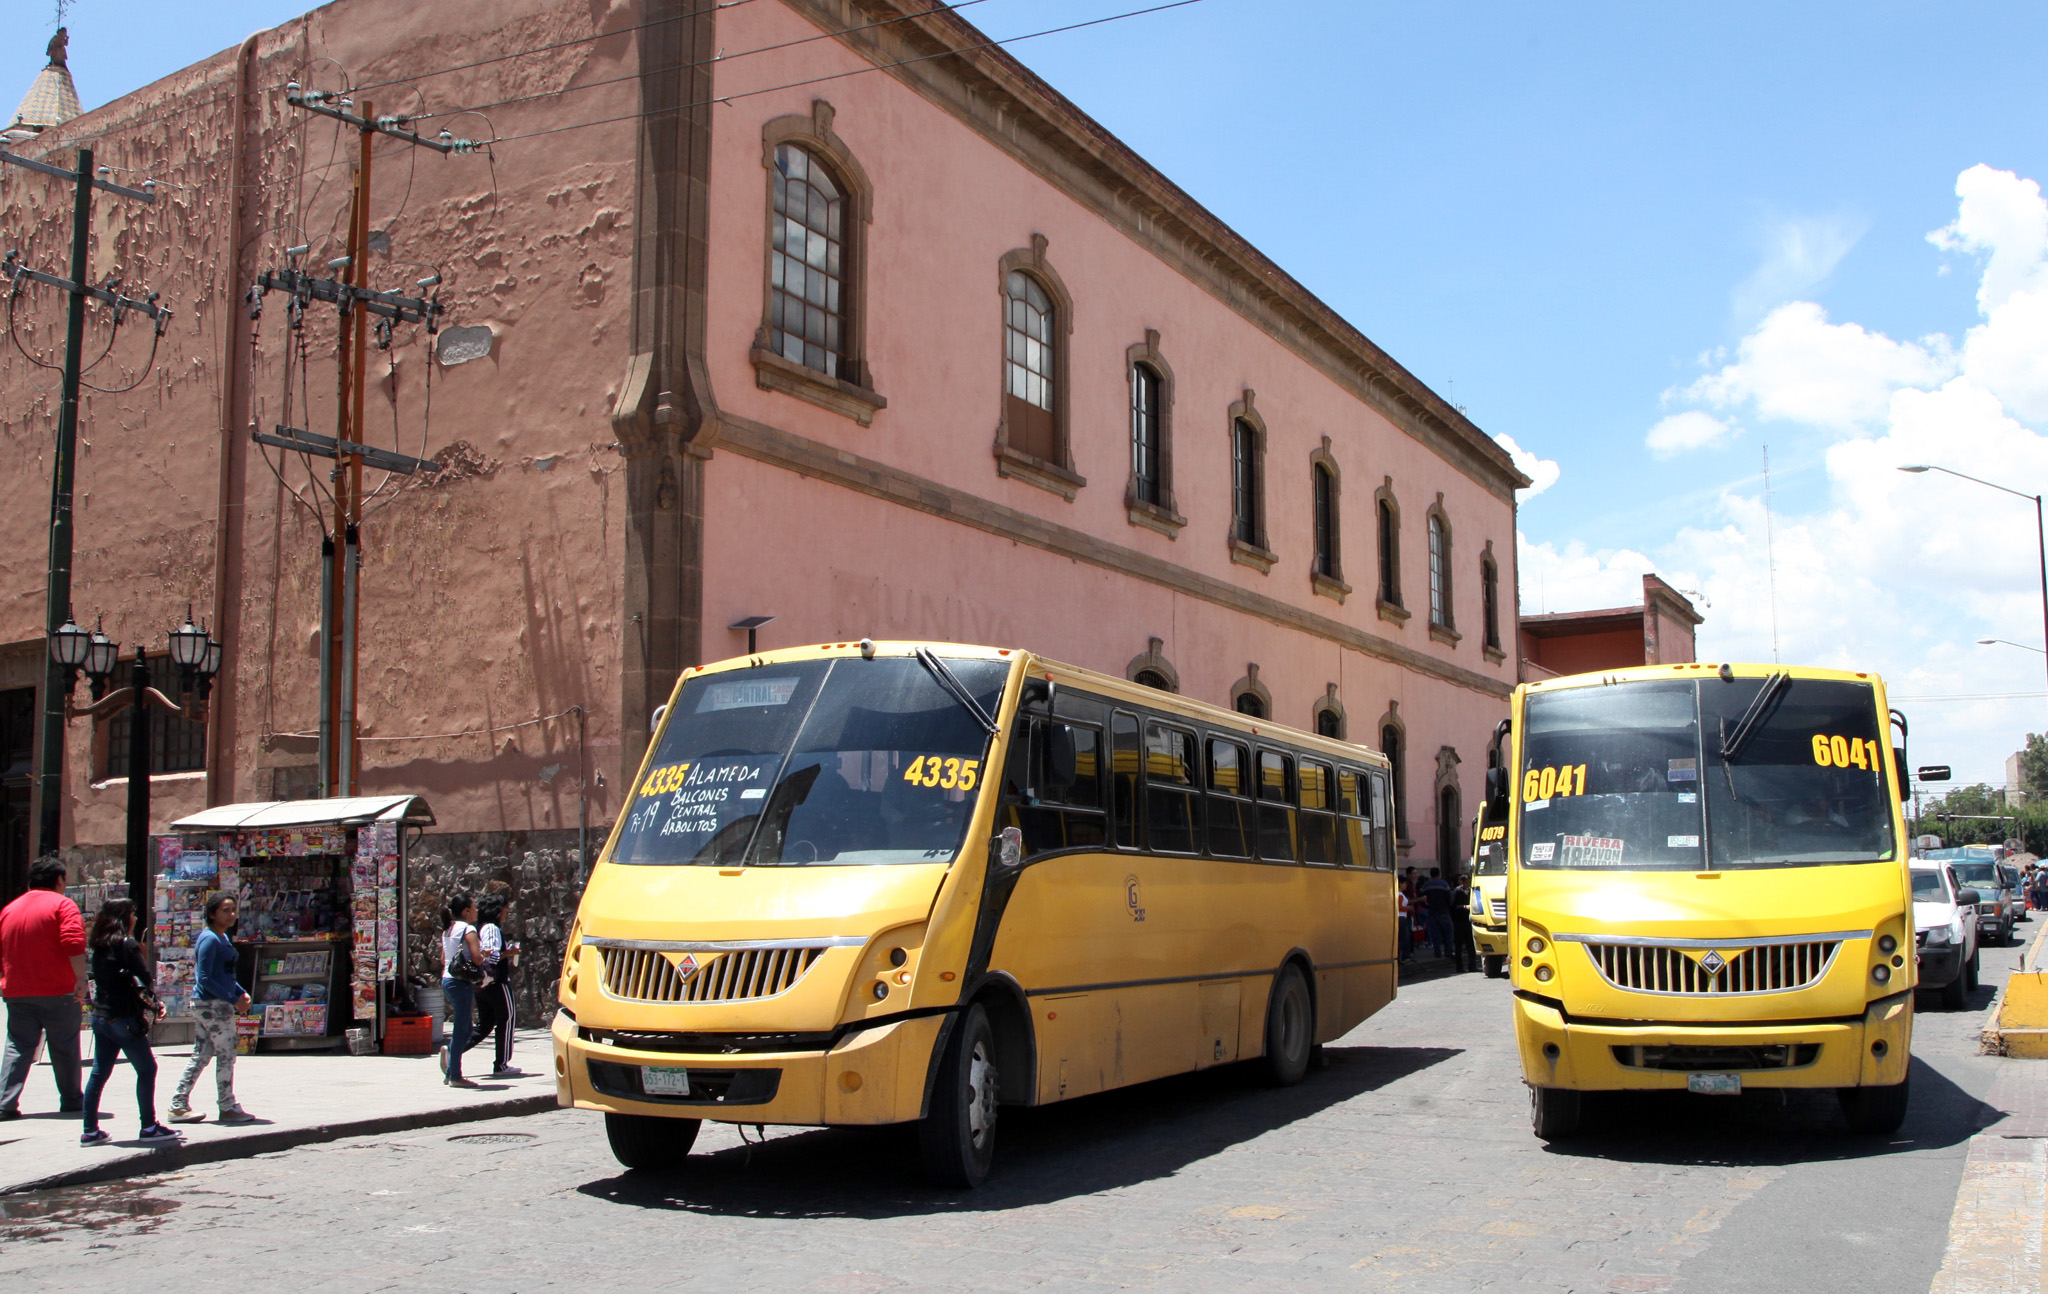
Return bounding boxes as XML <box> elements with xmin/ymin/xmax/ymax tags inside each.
<box><xmin>158</xmin><ymin>796</ymin><xmax>435</xmax><ymax>1051</ymax></box>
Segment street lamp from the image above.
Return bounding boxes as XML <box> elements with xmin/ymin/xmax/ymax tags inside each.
<box><xmin>49</xmin><ymin>611</ymin><xmax>222</xmax><ymax>926</ymax></box>
<box><xmin>1977</xmin><ymin>638</ymin><xmax>2047</xmax><ymax>655</ymax></box>
<box><xmin>1900</xmin><ymin>464</ymin><xmax>2048</xmax><ymax>714</ymax></box>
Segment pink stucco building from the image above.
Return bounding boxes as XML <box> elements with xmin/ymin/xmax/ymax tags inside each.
<box><xmin>0</xmin><ymin>0</ymin><xmax>1525</xmax><ymax>908</ymax></box>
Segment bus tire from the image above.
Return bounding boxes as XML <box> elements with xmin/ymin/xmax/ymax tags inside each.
<box><xmin>1259</xmin><ymin>964</ymin><xmax>1314</xmax><ymax>1087</ymax></box>
<box><xmin>1483</xmin><ymin>955</ymin><xmax>1507</xmax><ymax>979</ymax></box>
<box><xmin>1529</xmin><ymin>1085</ymin><xmax>1581</xmax><ymax>1141</ymax></box>
<box><xmin>604</xmin><ymin>1112</ymin><xmax>700</xmax><ymax>1171</ymax></box>
<box><xmin>918</xmin><ymin>1002</ymin><xmax>999</xmax><ymax>1189</ymax></box>
<box><xmin>1839</xmin><ymin>1077</ymin><xmax>1909</xmax><ymax>1135</ymax></box>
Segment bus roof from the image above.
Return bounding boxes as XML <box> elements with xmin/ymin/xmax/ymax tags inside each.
<box><xmin>682</xmin><ymin>640</ymin><xmax>1390</xmax><ymax>770</ymax></box>
<box><xmin>1519</xmin><ymin>661</ymin><xmax>1891</xmax><ymax>695</ymax></box>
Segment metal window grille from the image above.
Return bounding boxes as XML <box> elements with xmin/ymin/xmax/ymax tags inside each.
<box><xmin>1131</xmin><ymin>364</ymin><xmax>1162</xmax><ymax>505</ymax></box>
<box><xmin>1232</xmin><ymin>419</ymin><xmax>1260</xmax><ymax>545</ymax></box>
<box><xmin>768</xmin><ymin>144</ymin><xmax>847</xmax><ymax>379</ymax></box>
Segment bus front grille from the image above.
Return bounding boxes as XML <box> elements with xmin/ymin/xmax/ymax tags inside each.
<box><xmin>1582</xmin><ymin>939</ymin><xmax>1842</xmax><ymax>995</ymax></box>
<box><xmin>599</xmin><ymin>946</ymin><xmax>828</xmax><ymax>1004</ymax></box>
<box><xmin>1490</xmin><ymin>898</ymin><xmax>1507</xmax><ymax>922</ymax></box>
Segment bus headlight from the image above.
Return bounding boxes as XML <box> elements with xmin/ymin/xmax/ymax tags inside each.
<box><xmin>1534</xmin><ymin>965</ymin><xmax>1554</xmax><ymax>983</ymax></box>
<box><xmin>1526</xmin><ymin>936</ymin><xmax>1547</xmax><ymax>955</ymax></box>
<box><xmin>1872</xmin><ymin>965</ymin><xmax>1891</xmax><ymax>985</ymax></box>
<box><xmin>1877</xmin><ymin>934</ymin><xmax>1897</xmax><ymax>955</ymax></box>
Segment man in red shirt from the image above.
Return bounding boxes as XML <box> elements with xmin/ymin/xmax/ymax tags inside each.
<box><xmin>0</xmin><ymin>857</ymin><xmax>87</xmax><ymax>1118</ymax></box>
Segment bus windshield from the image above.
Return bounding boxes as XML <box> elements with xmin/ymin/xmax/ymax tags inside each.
<box><xmin>611</xmin><ymin>655</ymin><xmax>1010</xmax><ymax>867</ymax></box>
<box><xmin>1519</xmin><ymin>676</ymin><xmax>1894</xmax><ymax>871</ymax></box>
<box><xmin>1474</xmin><ymin>817</ymin><xmax>1508</xmax><ymax>876</ymax></box>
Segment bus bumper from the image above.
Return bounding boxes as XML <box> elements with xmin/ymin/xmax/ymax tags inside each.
<box><xmin>1473</xmin><ymin>923</ymin><xmax>1510</xmax><ymax>957</ymax></box>
<box><xmin>551</xmin><ymin>1009</ymin><xmax>946</xmax><ymax>1126</ymax></box>
<box><xmin>1512</xmin><ymin>991</ymin><xmax>1913</xmax><ymax>1092</ymax></box>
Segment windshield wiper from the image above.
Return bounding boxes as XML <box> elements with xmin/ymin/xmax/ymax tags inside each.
<box><xmin>915</xmin><ymin>647</ymin><xmax>999</xmax><ymax>736</ymax></box>
<box><xmin>1719</xmin><ymin>670</ymin><xmax>1790</xmax><ymax>762</ymax></box>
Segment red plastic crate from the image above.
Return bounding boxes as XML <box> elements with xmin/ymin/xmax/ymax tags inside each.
<box><xmin>382</xmin><ymin>1013</ymin><xmax>435</xmax><ymax>1056</ymax></box>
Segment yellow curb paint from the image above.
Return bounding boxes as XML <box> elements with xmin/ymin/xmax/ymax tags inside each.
<box><xmin>1931</xmin><ymin>1137</ymin><xmax>2046</xmax><ymax>1294</ymax></box>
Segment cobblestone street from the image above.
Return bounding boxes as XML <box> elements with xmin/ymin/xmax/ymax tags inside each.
<box><xmin>0</xmin><ymin>940</ymin><xmax>2024</xmax><ymax>1293</ymax></box>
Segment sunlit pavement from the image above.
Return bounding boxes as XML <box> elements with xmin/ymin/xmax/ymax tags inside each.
<box><xmin>0</xmin><ymin>935</ymin><xmax>2036</xmax><ymax>1292</ymax></box>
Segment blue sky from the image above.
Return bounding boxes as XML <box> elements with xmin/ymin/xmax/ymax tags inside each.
<box><xmin>14</xmin><ymin>0</ymin><xmax>2048</xmax><ymax>788</ymax></box>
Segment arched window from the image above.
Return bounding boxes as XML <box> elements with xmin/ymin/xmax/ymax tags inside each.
<box><xmin>1428</xmin><ymin>513</ymin><xmax>1448</xmax><ymax>627</ymax></box>
<box><xmin>1438</xmin><ymin>783</ymin><xmax>1461</xmax><ymax>869</ymax></box>
<box><xmin>1131</xmin><ymin>363</ymin><xmax>1163</xmax><ymax>507</ymax></box>
<box><xmin>768</xmin><ymin>144</ymin><xmax>848</xmax><ymax>380</ymax></box>
<box><xmin>1316</xmin><ymin>709</ymin><xmax>1340</xmax><ymax>738</ymax></box>
<box><xmin>1382</xmin><ymin>722</ymin><xmax>1405</xmax><ymax>842</ymax></box>
<box><xmin>1235</xmin><ymin>693</ymin><xmax>1265</xmax><ymax>718</ymax></box>
<box><xmin>1377</xmin><ymin>496</ymin><xmax>1400</xmax><ymax>607</ymax></box>
<box><xmin>1134</xmin><ymin>669</ymin><xmax>1172</xmax><ymax>691</ymax></box>
<box><xmin>1004</xmin><ymin>271</ymin><xmax>1058</xmax><ymax>464</ymax></box>
<box><xmin>1312</xmin><ymin>463</ymin><xmax>1336</xmax><ymax>578</ymax></box>
<box><xmin>1481</xmin><ymin>549</ymin><xmax>1501</xmax><ymax>652</ymax></box>
<box><xmin>1232</xmin><ymin>419</ymin><xmax>1261</xmax><ymax>546</ymax></box>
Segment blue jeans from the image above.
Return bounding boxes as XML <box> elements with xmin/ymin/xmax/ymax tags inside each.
<box><xmin>441</xmin><ymin>978</ymin><xmax>475</xmax><ymax>1080</ymax></box>
<box><xmin>83</xmin><ymin>1012</ymin><xmax>157</xmax><ymax>1134</ymax></box>
<box><xmin>1427</xmin><ymin>912</ymin><xmax>1455</xmax><ymax>957</ymax></box>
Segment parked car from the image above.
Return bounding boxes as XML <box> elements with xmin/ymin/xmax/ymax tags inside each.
<box><xmin>1911</xmin><ymin>862</ymin><xmax>1981</xmax><ymax>1010</ymax></box>
<box><xmin>1945</xmin><ymin>859</ymin><xmax>2017</xmax><ymax>945</ymax></box>
<box><xmin>2000</xmin><ymin>863</ymin><xmax>2028</xmax><ymax>926</ymax></box>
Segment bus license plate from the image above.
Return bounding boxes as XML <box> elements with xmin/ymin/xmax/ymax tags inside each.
<box><xmin>1688</xmin><ymin>1072</ymin><xmax>1741</xmax><ymax>1096</ymax></box>
<box><xmin>641</xmin><ymin>1066</ymin><xmax>691</xmax><ymax>1096</ymax></box>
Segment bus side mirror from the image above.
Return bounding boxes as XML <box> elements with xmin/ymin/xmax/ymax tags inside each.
<box><xmin>650</xmin><ymin>704</ymin><xmax>668</xmax><ymax>733</ymax></box>
<box><xmin>991</xmin><ymin>825</ymin><xmax>1023</xmax><ymax>871</ymax></box>
<box><xmin>1895</xmin><ymin>747</ymin><xmax>1909</xmax><ymax>802</ymax></box>
<box><xmin>1485</xmin><ymin>766</ymin><xmax>1510</xmax><ymax>819</ymax></box>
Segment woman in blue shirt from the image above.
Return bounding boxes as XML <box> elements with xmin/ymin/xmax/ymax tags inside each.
<box><xmin>168</xmin><ymin>894</ymin><xmax>254</xmax><ymax>1124</ymax></box>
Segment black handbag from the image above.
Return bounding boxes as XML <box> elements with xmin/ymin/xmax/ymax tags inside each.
<box><xmin>446</xmin><ymin>946</ymin><xmax>484</xmax><ymax>984</ymax></box>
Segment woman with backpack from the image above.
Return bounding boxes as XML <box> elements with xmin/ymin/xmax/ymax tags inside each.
<box><xmin>439</xmin><ymin>893</ymin><xmax>486</xmax><ymax>1088</ymax></box>
<box><xmin>80</xmin><ymin>899</ymin><xmax>178</xmax><ymax>1146</ymax></box>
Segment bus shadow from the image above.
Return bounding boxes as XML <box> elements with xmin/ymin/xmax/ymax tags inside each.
<box><xmin>575</xmin><ymin>1043</ymin><xmax>1458</xmax><ymax>1218</ymax></box>
<box><xmin>1541</xmin><ymin>1056</ymin><xmax>1999</xmax><ymax>1167</ymax></box>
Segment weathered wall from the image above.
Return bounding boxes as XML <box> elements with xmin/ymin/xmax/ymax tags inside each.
<box><xmin>405</xmin><ymin>826</ymin><xmax>585</xmax><ymax>1023</ymax></box>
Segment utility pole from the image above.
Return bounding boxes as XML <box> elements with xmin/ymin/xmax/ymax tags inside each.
<box><xmin>2</xmin><ymin>146</ymin><xmax>169</xmax><ymax>886</ymax></box>
<box><xmin>254</xmin><ymin>87</ymin><xmax>469</xmax><ymax>796</ymax></box>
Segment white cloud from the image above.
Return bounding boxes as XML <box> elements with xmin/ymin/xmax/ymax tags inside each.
<box><xmin>1678</xmin><ymin>301</ymin><xmax>1951</xmax><ymax>432</ymax></box>
<box><xmin>1645</xmin><ymin>410</ymin><xmax>1735</xmax><ymax>458</ymax></box>
<box><xmin>1492</xmin><ymin>432</ymin><xmax>1560</xmax><ymax>502</ymax></box>
<box><xmin>1928</xmin><ymin>163</ymin><xmax>2048</xmax><ymax>313</ymax></box>
<box><xmin>1733</xmin><ymin>214</ymin><xmax>1865</xmax><ymax>321</ymax></box>
<box><xmin>1516</xmin><ymin>535</ymin><xmax>1679</xmax><ymax>616</ymax></box>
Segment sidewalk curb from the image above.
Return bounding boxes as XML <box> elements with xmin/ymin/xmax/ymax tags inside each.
<box><xmin>2</xmin><ymin>1092</ymin><xmax>559</xmax><ymax>1197</ymax></box>
<box><xmin>1979</xmin><ymin>920</ymin><xmax>2048</xmax><ymax>1056</ymax></box>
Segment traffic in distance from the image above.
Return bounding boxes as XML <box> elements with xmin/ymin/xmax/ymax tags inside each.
<box><xmin>554</xmin><ymin>640</ymin><xmax>1400</xmax><ymax>1187</ymax></box>
<box><xmin>551</xmin><ymin>646</ymin><xmax>2006</xmax><ymax>1185</ymax></box>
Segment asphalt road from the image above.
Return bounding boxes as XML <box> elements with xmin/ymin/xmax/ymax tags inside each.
<box><xmin>0</xmin><ymin>924</ymin><xmax>2028</xmax><ymax>1292</ymax></box>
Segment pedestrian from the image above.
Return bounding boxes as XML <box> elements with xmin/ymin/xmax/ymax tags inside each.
<box><xmin>439</xmin><ymin>893</ymin><xmax>486</xmax><ymax>1089</ymax></box>
<box><xmin>80</xmin><ymin>899</ymin><xmax>177</xmax><ymax>1146</ymax></box>
<box><xmin>461</xmin><ymin>894</ymin><xmax>521</xmax><ymax>1078</ymax></box>
<box><xmin>1450</xmin><ymin>874</ymin><xmax>1478</xmax><ymax>972</ymax></box>
<box><xmin>1421</xmin><ymin>867</ymin><xmax>1455</xmax><ymax>958</ymax></box>
<box><xmin>0</xmin><ymin>857</ymin><xmax>86</xmax><ymax>1120</ymax></box>
<box><xmin>1396</xmin><ymin>888</ymin><xmax>1414</xmax><ymax>963</ymax></box>
<box><xmin>168</xmin><ymin>894</ymin><xmax>255</xmax><ymax>1125</ymax></box>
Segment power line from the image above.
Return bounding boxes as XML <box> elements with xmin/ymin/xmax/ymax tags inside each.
<box><xmin>481</xmin><ymin>0</ymin><xmax>1212</xmax><ymax>146</ymax></box>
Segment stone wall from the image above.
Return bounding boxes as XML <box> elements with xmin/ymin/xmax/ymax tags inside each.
<box><xmin>405</xmin><ymin>827</ymin><xmax>597</xmax><ymax>1023</ymax></box>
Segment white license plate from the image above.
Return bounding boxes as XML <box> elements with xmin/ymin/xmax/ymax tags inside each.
<box><xmin>641</xmin><ymin>1066</ymin><xmax>691</xmax><ymax>1096</ymax></box>
<box><xmin>1688</xmin><ymin>1072</ymin><xmax>1741</xmax><ymax>1096</ymax></box>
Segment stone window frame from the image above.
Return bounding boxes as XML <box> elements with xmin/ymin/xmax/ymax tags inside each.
<box><xmin>1480</xmin><ymin>540</ymin><xmax>1505</xmax><ymax>663</ymax></box>
<box><xmin>1378</xmin><ymin>699</ymin><xmax>1411</xmax><ymax>848</ymax></box>
<box><xmin>1125</xmin><ymin>636</ymin><xmax>1179</xmax><ymax>692</ymax></box>
<box><xmin>1311</xmin><ymin>683</ymin><xmax>1346</xmax><ymax>739</ymax></box>
<box><xmin>1309</xmin><ymin>436</ymin><xmax>1350</xmax><ymax>604</ymax></box>
<box><xmin>1374</xmin><ymin>477</ymin><xmax>1409</xmax><ymax>626</ymax></box>
<box><xmin>1230</xmin><ymin>663</ymin><xmax>1272</xmax><ymax>718</ymax></box>
<box><xmin>1125</xmin><ymin>329</ymin><xmax>1184</xmax><ymax>538</ymax></box>
<box><xmin>750</xmin><ymin>100</ymin><xmax>887</xmax><ymax>426</ymax></box>
<box><xmin>992</xmin><ymin>235</ymin><xmax>1085</xmax><ymax>500</ymax></box>
<box><xmin>1427</xmin><ymin>493</ymin><xmax>1461</xmax><ymax>646</ymax></box>
<box><xmin>1226</xmin><ymin>389</ymin><xmax>1276</xmax><ymax>574</ymax></box>
<box><xmin>1434</xmin><ymin>744</ymin><xmax>1463</xmax><ymax>867</ymax></box>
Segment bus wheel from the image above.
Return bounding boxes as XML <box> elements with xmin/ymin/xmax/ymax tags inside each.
<box><xmin>1259</xmin><ymin>964</ymin><xmax>1314</xmax><ymax>1087</ymax></box>
<box><xmin>1483</xmin><ymin>955</ymin><xmax>1507</xmax><ymax>979</ymax></box>
<box><xmin>1529</xmin><ymin>1086</ymin><xmax>1581</xmax><ymax>1141</ymax></box>
<box><xmin>1839</xmin><ymin>1077</ymin><xmax>1909</xmax><ymax>1135</ymax></box>
<box><xmin>604</xmin><ymin>1112</ymin><xmax>701</xmax><ymax>1171</ymax></box>
<box><xmin>919</xmin><ymin>1003</ymin><xmax>999</xmax><ymax>1188</ymax></box>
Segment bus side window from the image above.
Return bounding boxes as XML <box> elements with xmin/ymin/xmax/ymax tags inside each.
<box><xmin>1145</xmin><ymin>722</ymin><xmax>1201</xmax><ymax>855</ymax></box>
<box><xmin>1002</xmin><ymin>717</ymin><xmax>1106</xmax><ymax>856</ymax></box>
<box><xmin>1257</xmin><ymin>750</ymin><xmax>1297</xmax><ymax>862</ymax></box>
<box><xmin>1110</xmin><ymin>712</ymin><xmax>1140</xmax><ymax>849</ymax></box>
<box><xmin>1299</xmin><ymin>759</ymin><xmax>1337</xmax><ymax>865</ymax></box>
<box><xmin>1367</xmin><ymin>769</ymin><xmax>1393</xmax><ymax>870</ymax></box>
<box><xmin>1337</xmin><ymin>766</ymin><xmax>1369</xmax><ymax>867</ymax></box>
<box><xmin>1207</xmin><ymin>737</ymin><xmax>1252</xmax><ymax>859</ymax></box>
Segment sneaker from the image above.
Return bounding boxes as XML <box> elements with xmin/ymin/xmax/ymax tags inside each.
<box><xmin>217</xmin><ymin>1109</ymin><xmax>257</xmax><ymax>1126</ymax></box>
<box><xmin>137</xmin><ymin>1124</ymin><xmax>180</xmax><ymax>1143</ymax></box>
<box><xmin>0</xmin><ymin>1108</ymin><xmax>18</xmax><ymax>1122</ymax></box>
<box><xmin>80</xmin><ymin>1129</ymin><xmax>112</xmax><ymax>1146</ymax></box>
<box><xmin>486</xmin><ymin>1067</ymin><xmax>526</xmax><ymax>1078</ymax></box>
<box><xmin>445</xmin><ymin>1077</ymin><xmax>479</xmax><ymax>1089</ymax></box>
<box><xmin>167</xmin><ymin>1107</ymin><xmax>205</xmax><ymax>1123</ymax></box>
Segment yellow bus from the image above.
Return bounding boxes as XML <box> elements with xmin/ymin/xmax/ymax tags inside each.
<box><xmin>1498</xmin><ymin>663</ymin><xmax>1915</xmax><ymax>1140</ymax></box>
<box><xmin>553</xmin><ymin>641</ymin><xmax>1399</xmax><ymax>1186</ymax></box>
<box><xmin>1469</xmin><ymin>803</ymin><xmax>1510</xmax><ymax>978</ymax></box>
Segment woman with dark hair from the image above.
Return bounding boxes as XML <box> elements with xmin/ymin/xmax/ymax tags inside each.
<box><xmin>462</xmin><ymin>894</ymin><xmax>521</xmax><ymax>1078</ymax></box>
<box><xmin>168</xmin><ymin>893</ymin><xmax>254</xmax><ymax>1124</ymax></box>
<box><xmin>80</xmin><ymin>900</ymin><xmax>177</xmax><ymax>1146</ymax></box>
<box><xmin>439</xmin><ymin>894</ymin><xmax>486</xmax><ymax>1088</ymax></box>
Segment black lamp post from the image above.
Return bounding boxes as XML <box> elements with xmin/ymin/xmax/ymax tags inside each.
<box><xmin>49</xmin><ymin>606</ymin><xmax>221</xmax><ymax>929</ymax></box>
